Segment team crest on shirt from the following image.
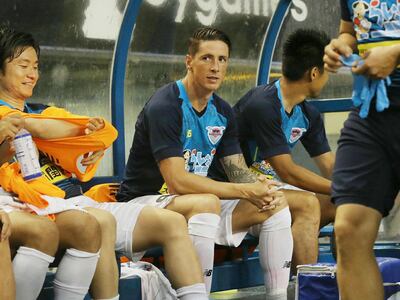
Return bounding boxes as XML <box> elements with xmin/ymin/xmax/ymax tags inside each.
<box><xmin>206</xmin><ymin>126</ymin><xmax>225</xmax><ymax>145</ymax></box>
<box><xmin>289</xmin><ymin>127</ymin><xmax>307</xmax><ymax>143</ymax></box>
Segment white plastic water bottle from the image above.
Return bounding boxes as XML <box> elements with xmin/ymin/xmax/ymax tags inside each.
<box><xmin>12</xmin><ymin>129</ymin><xmax>42</xmax><ymax>181</ymax></box>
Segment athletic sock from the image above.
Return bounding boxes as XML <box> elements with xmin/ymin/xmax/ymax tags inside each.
<box><xmin>95</xmin><ymin>296</ymin><xmax>119</xmax><ymax>300</ymax></box>
<box><xmin>53</xmin><ymin>248</ymin><xmax>99</xmax><ymax>299</ymax></box>
<box><xmin>188</xmin><ymin>213</ymin><xmax>220</xmax><ymax>294</ymax></box>
<box><xmin>258</xmin><ymin>207</ymin><xmax>293</xmax><ymax>300</ymax></box>
<box><xmin>176</xmin><ymin>283</ymin><xmax>208</xmax><ymax>300</ymax></box>
<box><xmin>13</xmin><ymin>246</ymin><xmax>55</xmax><ymax>300</ymax></box>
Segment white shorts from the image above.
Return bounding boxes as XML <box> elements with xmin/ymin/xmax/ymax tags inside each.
<box><xmin>95</xmin><ymin>201</ymin><xmax>146</xmax><ymax>262</ymax></box>
<box><xmin>71</xmin><ymin>194</ymin><xmax>176</xmax><ymax>261</ymax></box>
<box><xmin>216</xmin><ymin>199</ymin><xmax>249</xmax><ymax>247</ymax></box>
<box><xmin>0</xmin><ymin>188</ymin><xmax>84</xmax><ymax>215</ymax></box>
<box><xmin>216</xmin><ymin>199</ymin><xmax>275</xmax><ymax>247</ymax></box>
<box><xmin>280</xmin><ymin>183</ymin><xmax>313</xmax><ymax>194</ymax></box>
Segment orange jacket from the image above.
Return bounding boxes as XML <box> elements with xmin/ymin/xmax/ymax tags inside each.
<box><xmin>0</xmin><ymin>106</ymin><xmax>118</xmax><ymax>182</ymax></box>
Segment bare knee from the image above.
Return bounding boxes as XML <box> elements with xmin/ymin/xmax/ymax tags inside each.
<box><xmin>158</xmin><ymin>212</ymin><xmax>188</xmax><ymax>243</ymax></box>
<box><xmin>291</xmin><ymin>194</ymin><xmax>320</xmax><ymax>224</ymax></box>
<box><xmin>334</xmin><ymin>219</ymin><xmax>369</xmax><ymax>250</ymax></box>
<box><xmin>58</xmin><ymin>211</ymin><xmax>101</xmax><ymax>253</ymax></box>
<box><xmin>16</xmin><ymin>218</ymin><xmax>59</xmax><ymax>255</ymax></box>
<box><xmin>191</xmin><ymin>194</ymin><xmax>220</xmax><ymax>215</ymax></box>
<box><xmin>88</xmin><ymin>209</ymin><xmax>116</xmax><ymax>242</ymax></box>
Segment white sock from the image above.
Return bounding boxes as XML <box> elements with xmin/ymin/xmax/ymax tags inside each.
<box><xmin>53</xmin><ymin>248</ymin><xmax>99</xmax><ymax>300</ymax></box>
<box><xmin>95</xmin><ymin>296</ymin><xmax>119</xmax><ymax>300</ymax></box>
<box><xmin>176</xmin><ymin>283</ymin><xmax>208</xmax><ymax>300</ymax></box>
<box><xmin>259</xmin><ymin>207</ymin><xmax>293</xmax><ymax>300</ymax></box>
<box><xmin>13</xmin><ymin>246</ymin><xmax>55</xmax><ymax>300</ymax></box>
<box><xmin>188</xmin><ymin>213</ymin><xmax>220</xmax><ymax>294</ymax></box>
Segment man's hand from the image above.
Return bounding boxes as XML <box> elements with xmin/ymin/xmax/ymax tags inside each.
<box><xmin>84</xmin><ymin>117</ymin><xmax>105</xmax><ymax>135</ymax></box>
<box><xmin>0</xmin><ymin>114</ymin><xmax>24</xmax><ymax>143</ymax></box>
<box><xmin>244</xmin><ymin>177</ymin><xmax>283</xmax><ymax>211</ymax></box>
<box><xmin>324</xmin><ymin>38</ymin><xmax>353</xmax><ymax>73</ymax></box>
<box><xmin>0</xmin><ymin>210</ymin><xmax>11</xmax><ymax>242</ymax></box>
<box><xmin>81</xmin><ymin>117</ymin><xmax>106</xmax><ymax>166</ymax></box>
<box><xmin>81</xmin><ymin>150</ymin><xmax>105</xmax><ymax>166</ymax></box>
<box><xmin>353</xmin><ymin>45</ymin><xmax>400</xmax><ymax>79</ymax></box>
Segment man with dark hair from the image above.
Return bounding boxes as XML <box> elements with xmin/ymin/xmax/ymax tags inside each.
<box><xmin>209</xmin><ymin>28</ymin><xmax>335</xmax><ymax>269</ymax></box>
<box><xmin>118</xmin><ymin>27</ymin><xmax>293</xmax><ymax>300</ymax></box>
<box><xmin>0</xmin><ymin>25</ymin><xmax>106</xmax><ymax>300</ymax></box>
<box><xmin>0</xmin><ymin>25</ymin><xmax>209</xmax><ymax>300</ymax></box>
<box><xmin>324</xmin><ymin>1</ymin><xmax>400</xmax><ymax>299</ymax></box>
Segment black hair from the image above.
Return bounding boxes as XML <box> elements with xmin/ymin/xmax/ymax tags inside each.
<box><xmin>188</xmin><ymin>27</ymin><xmax>231</xmax><ymax>56</ymax></box>
<box><xmin>0</xmin><ymin>25</ymin><xmax>40</xmax><ymax>72</ymax></box>
<box><xmin>282</xmin><ymin>29</ymin><xmax>330</xmax><ymax>81</ymax></box>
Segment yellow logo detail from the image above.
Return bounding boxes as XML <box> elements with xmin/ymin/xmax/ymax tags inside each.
<box><xmin>159</xmin><ymin>182</ymin><xmax>169</xmax><ymax>195</ymax></box>
<box><xmin>186</xmin><ymin>130</ymin><xmax>192</xmax><ymax>138</ymax></box>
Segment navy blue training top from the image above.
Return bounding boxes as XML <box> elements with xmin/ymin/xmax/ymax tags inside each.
<box><xmin>208</xmin><ymin>81</ymin><xmax>330</xmax><ymax>181</ymax></box>
<box><xmin>117</xmin><ymin>81</ymin><xmax>241</xmax><ymax>201</ymax></box>
<box><xmin>340</xmin><ymin>0</ymin><xmax>400</xmax><ymax>106</ymax></box>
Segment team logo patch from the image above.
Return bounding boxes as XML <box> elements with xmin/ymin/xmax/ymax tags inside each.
<box><xmin>206</xmin><ymin>126</ymin><xmax>225</xmax><ymax>145</ymax></box>
<box><xmin>289</xmin><ymin>127</ymin><xmax>306</xmax><ymax>143</ymax></box>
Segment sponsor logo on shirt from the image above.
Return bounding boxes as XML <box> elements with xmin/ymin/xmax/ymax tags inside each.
<box><xmin>185</xmin><ymin>148</ymin><xmax>216</xmax><ymax>176</ymax></box>
<box><xmin>289</xmin><ymin>127</ymin><xmax>307</xmax><ymax>143</ymax></box>
<box><xmin>206</xmin><ymin>126</ymin><xmax>225</xmax><ymax>145</ymax></box>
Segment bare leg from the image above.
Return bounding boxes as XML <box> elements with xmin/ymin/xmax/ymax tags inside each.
<box><xmin>53</xmin><ymin>210</ymin><xmax>101</xmax><ymax>300</ymax></box>
<box><xmin>9</xmin><ymin>211</ymin><xmax>59</xmax><ymax>255</ymax></box>
<box><xmin>335</xmin><ymin>204</ymin><xmax>383</xmax><ymax>300</ymax></box>
<box><xmin>0</xmin><ymin>239</ymin><xmax>15</xmax><ymax>300</ymax></box>
<box><xmin>85</xmin><ymin>207</ymin><xmax>119</xmax><ymax>299</ymax></box>
<box><xmin>131</xmin><ymin>206</ymin><xmax>203</xmax><ymax>288</ymax></box>
<box><xmin>166</xmin><ymin>194</ymin><xmax>221</xmax><ymax>293</ymax></box>
<box><xmin>55</xmin><ymin>210</ymin><xmax>101</xmax><ymax>252</ymax></box>
<box><xmin>285</xmin><ymin>190</ymin><xmax>320</xmax><ymax>269</ymax></box>
<box><xmin>9</xmin><ymin>212</ymin><xmax>59</xmax><ymax>300</ymax></box>
<box><xmin>165</xmin><ymin>193</ymin><xmax>220</xmax><ymax>219</ymax></box>
<box><xmin>317</xmin><ymin>194</ymin><xmax>336</xmax><ymax>228</ymax></box>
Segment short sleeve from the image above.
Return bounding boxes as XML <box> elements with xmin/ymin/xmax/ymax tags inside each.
<box><xmin>245</xmin><ymin>97</ymin><xmax>290</xmax><ymax>159</ymax></box>
<box><xmin>340</xmin><ymin>0</ymin><xmax>351</xmax><ymax>21</ymax></box>
<box><xmin>300</xmin><ymin>105</ymin><xmax>331</xmax><ymax>157</ymax></box>
<box><xmin>145</xmin><ymin>94</ymin><xmax>183</xmax><ymax>161</ymax></box>
<box><xmin>215</xmin><ymin>100</ymin><xmax>242</xmax><ymax>158</ymax></box>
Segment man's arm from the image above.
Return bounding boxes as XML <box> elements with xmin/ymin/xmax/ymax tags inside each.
<box><xmin>324</xmin><ymin>20</ymin><xmax>357</xmax><ymax>72</ymax></box>
<box><xmin>220</xmin><ymin>153</ymin><xmax>257</xmax><ymax>183</ymax></box>
<box><xmin>268</xmin><ymin>153</ymin><xmax>331</xmax><ymax>195</ymax></box>
<box><xmin>313</xmin><ymin>152</ymin><xmax>335</xmax><ymax>179</ymax></box>
<box><xmin>0</xmin><ymin>141</ymin><xmax>14</xmax><ymax>165</ymax></box>
<box><xmin>24</xmin><ymin>117</ymin><xmax>83</xmax><ymax>139</ymax></box>
<box><xmin>158</xmin><ymin>155</ymin><xmax>276</xmax><ymax>210</ymax></box>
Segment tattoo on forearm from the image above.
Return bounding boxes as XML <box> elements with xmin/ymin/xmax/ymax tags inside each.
<box><xmin>222</xmin><ymin>155</ymin><xmax>257</xmax><ymax>183</ymax></box>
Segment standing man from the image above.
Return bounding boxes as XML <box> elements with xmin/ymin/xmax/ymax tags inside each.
<box><xmin>118</xmin><ymin>27</ymin><xmax>293</xmax><ymax>299</ymax></box>
<box><xmin>210</xmin><ymin>29</ymin><xmax>336</xmax><ymax>269</ymax></box>
<box><xmin>324</xmin><ymin>1</ymin><xmax>400</xmax><ymax>299</ymax></box>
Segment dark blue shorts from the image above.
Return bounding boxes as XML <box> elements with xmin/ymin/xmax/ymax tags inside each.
<box><xmin>332</xmin><ymin>107</ymin><xmax>400</xmax><ymax>217</ymax></box>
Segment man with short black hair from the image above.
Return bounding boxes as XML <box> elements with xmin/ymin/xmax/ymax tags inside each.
<box><xmin>209</xmin><ymin>28</ymin><xmax>336</xmax><ymax>269</ymax></box>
